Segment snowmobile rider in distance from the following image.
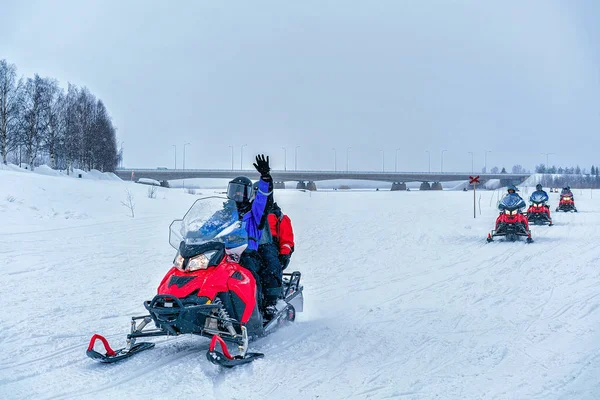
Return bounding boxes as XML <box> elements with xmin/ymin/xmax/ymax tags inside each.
<box><xmin>226</xmin><ymin>154</ymin><xmax>275</xmax><ymax>314</ymax></box>
<box><xmin>531</xmin><ymin>184</ymin><xmax>549</xmax><ymax>201</ymax></box>
<box><xmin>561</xmin><ymin>186</ymin><xmax>574</xmax><ymax>199</ymax></box>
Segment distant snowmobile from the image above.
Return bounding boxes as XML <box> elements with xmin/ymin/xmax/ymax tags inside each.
<box><xmin>86</xmin><ymin>197</ymin><xmax>304</xmax><ymax>368</ymax></box>
<box><xmin>556</xmin><ymin>188</ymin><xmax>577</xmax><ymax>212</ymax></box>
<box><xmin>487</xmin><ymin>194</ymin><xmax>533</xmax><ymax>243</ymax></box>
<box><xmin>527</xmin><ymin>192</ymin><xmax>552</xmax><ymax>226</ymax></box>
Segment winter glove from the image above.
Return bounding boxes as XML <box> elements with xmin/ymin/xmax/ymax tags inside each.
<box><xmin>279</xmin><ymin>254</ymin><xmax>291</xmax><ymax>270</ymax></box>
<box><xmin>253</xmin><ymin>154</ymin><xmax>270</xmax><ymax>175</ymax></box>
<box><xmin>253</xmin><ymin>154</ymin><xmax>272</xmax><ymax>182</ymax></box>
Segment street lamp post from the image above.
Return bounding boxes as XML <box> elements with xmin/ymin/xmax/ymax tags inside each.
<box><xmin>380</xmin><ymin>150</ymin><xmax>385</xmax><ymax>172</ymax></box>
<box><xmin>332</xmin><ymin>148</ymin><xmax>337</xmax><ymax>171</ymax></box>
<box><xmin>281</xmin><ymin>147</ymin><xmax>287</xmax><ymax>171</ymax></box>
<box><xmin>541</xmin><ymin>152</ymin><xmax>554</xmax><ymax>167</ymax></box>
<box><xmin>395</xmin><ymin>148</ymin><xmax>401</xmax><ymax>172</ymax></box>
<box><xmin>346</xmin><ymin>147</ymin><xmax>351</xmax><ymax>172</ymax></box>
<box><xmin>468</xmin><ymin>151</ymin><xmax>474</xmax><ymax>173</ymax></box>
<box><xmin>172</xmin><ymin>144</ymin><xmax>177</xmax><ymax>169</ymax></box>
<box><xmin>425</xmin><ymin>150</ymin><xmax>431</xmax><ymax>173</ymax></box>
<box><xmin>240</xmin><ymin>144</ymin><xmax>247</xmax><ymax>170</ymax></box>
<box><xmin>295</xmin><ymin>146</ymin><xmax>300</xmax><ymax>171</ymax></box>
<box><xmin>183</xmin><ymin>142</ymin><xmax>191</xmax><ymax>189</ymax></box>
<box><xmin>229</xmin><ymin>146</ymin><xmax>234</xmax><ymax>170</ymax></box>
<box><xmin>441</xmin><ymin>150</ymin><xmax>447</xmax><ymax>173</ymax></box>
<box><xmin>485</xmin><ymin>150</ymin><xmax>491</xmax><ymax>173</ymax></box>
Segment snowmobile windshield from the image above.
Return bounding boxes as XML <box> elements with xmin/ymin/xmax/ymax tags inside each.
<box><xmin>499</xmin><ymin>194</ymin><xmax>526</xmax><ymax>210</ymax></box>
<box><xmin>169</xmin><ymin>197</ymin><xmax>248</xmax><ymax>250</ymax></box>
<box><xmin>530</xmin><ymin>192</ymin><xmax>548</xmax><ymax>203</ymax></box>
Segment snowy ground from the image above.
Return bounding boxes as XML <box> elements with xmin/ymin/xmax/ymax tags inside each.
<box><xmin>1</xmin><ymin>169</ymin><xmax>600</xmax><ymax>399</ymax></box>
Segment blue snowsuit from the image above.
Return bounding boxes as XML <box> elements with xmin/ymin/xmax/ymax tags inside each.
<box><xmin>242</xmin><ymin>178</ymin><xmax>272</xmax><ymax>251</ymax></box>
<box><xmin>238</xmin><ymin>178</ymin><xmax>275</xmax><ymax>308</ymax></box>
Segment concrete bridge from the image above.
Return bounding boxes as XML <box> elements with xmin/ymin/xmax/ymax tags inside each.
<box><xmin>116</xmin><ymin>168</ymin><xmax>530</xmax><ymax>191</ymax></box>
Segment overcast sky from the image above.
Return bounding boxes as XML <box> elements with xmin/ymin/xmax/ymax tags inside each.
<box><xmin>2</xmin><ymin>0</ymin><xmax>599</xmax><ymax>172</ymax></box>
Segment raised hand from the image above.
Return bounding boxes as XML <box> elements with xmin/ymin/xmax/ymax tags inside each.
<box><xmin>253</xmin><ymin>154</ymin><xmax>270</xmax><ymax>176</ymax></box>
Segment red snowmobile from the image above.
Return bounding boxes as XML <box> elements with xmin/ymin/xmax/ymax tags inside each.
<box><xmin>487</xmin><ymin>194</ymin><xmax>533</xmax><ymax>243</ymax></box>
<box><xmin>526</xmin><ymin>191</ymin><xmax>552</xmax><ymax>226</ymax></box>
<box><xmin>87</xmin><ymin>197</ymin><xmax>304</xmax><ymax>368</ymax></box>
<box><xmin>556</xmin><ymin>188</ymin><xmax>577</xmax><ymax>212</ymax></box>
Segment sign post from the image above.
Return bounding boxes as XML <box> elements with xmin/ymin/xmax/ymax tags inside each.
<box><xmin>469</xmin><ymin>176</ymin><xmax>480</xmax><ymax>218</ymax></box>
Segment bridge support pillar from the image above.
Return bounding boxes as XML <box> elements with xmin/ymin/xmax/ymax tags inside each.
<box><xmin>431</xmin><ymin>182</ymin><xmax>443</xmax><ymax>190</ymax></box>
<box><xmin>306</xmin><ymin>181</ymin><xmax>317</xmax><ymax>191</ymax></box>
<box><xmin>420</xmin><ymin>182</ymin><xmax>431</xmax><ymax>190</ymax></box>
<box><xmin>391</xmin><ymin>182</ymin><xmax>407</xmax><ymax>191</ymax></box>
<box><xmin>160</xmin><ymin>180</ymin><xmax>170</xmax><ymax>188</ymax></box>
<box><xmin>274</xmin><ymin>181</ymin><xmax>286</xmax><ymax>189</ymax></box>
<box><xmin>296</xmin><ymin>181</ymin><xmax>307</xmax><ymax>190</ymax></box>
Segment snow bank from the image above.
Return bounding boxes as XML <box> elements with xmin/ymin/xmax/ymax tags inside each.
<box><xmin>0</xmin><ymin>163</ymin><xmax>123</xmax><ymax>181</ymax></box>
<box><xmin>0</xmin><ymin>163</ymin><xmax>29</xmax><ymax>172</ymax></box>
<box><xmin>138</xmin><ymin>177</ymin><xmax>161</xmax><ymax>186</ymax></box>
<box><xmin>33</xmin><ymin>164</ymin><xmax>63</xmax><ymax>176</ymax></box>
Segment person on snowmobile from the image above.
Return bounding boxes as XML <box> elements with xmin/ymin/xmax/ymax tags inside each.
<box><xmin>249</xmin><ymin>181</ymin><xmax>284</xmax><ymax>318</ymax></box>
<box><xmin>528</xmin><ymin>184</ymin><xmax>552</xmax><ymax>224</ymax></box>
<box><xmin>498</xmin><ymin>185</ymin><xmax>525</xmax><ymax>211</ymax></box>
<box><xmin>498</xmin><ymin>184</ymin><xmax>529</xmax><ymax>223</ymax></box>
<box><xmin>561</xmin><ymin>186</ymin><xmax>574</xmax><ymax>199</ymax></box>
<box><xmin>530</xmin><ymin>184</ymin><xmax>549</xmax><ymax>204</ymax></box>
<box><xmin>227</xmin><ymin>155</ymin><xmax>276</xmax><ymax>316</ymax></box>
<box><xmin>268</xmin><ymin>202</ymin><xmax>295</xmax><ymax>271</ymax></box>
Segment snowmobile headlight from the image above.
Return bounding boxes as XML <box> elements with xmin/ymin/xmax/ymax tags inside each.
<box><xmin>187</xmin><ymin>254</ymin><xmax>209</xmax><ymax>271</ymax></box>
<box><xmin>505</xmin><ymin>209</ymin><xmax>511</xmax><ymax>215</ymax></box>
<box><xmin>186</xmin><ymin>250</ymin><xmax>218</xmax><ymax>272</ymax></box>
<box><xmin>174</xmin><ymin>254</ymin><xmax>185</xmax><ymax>271</ymax></box>
<box><xmin>563</xmin><ymin>196</ymin><xmax>571</xmax><ymax>201</ymax></box>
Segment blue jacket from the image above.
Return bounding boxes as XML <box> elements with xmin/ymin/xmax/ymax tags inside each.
<box><xmin>529</xmin><ymin>190</ymin><xmax>549</xmax><ymax>203</ymax></box>
<box><xmin>242</xmin><ymin>178</ymin><xmax>273</xmax><ymax>251</ymax></box>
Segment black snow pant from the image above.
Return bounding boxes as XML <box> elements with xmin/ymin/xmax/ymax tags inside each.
<box><xmin>239</xmin><ymin>250</ymin><xmax>264</xmax><ymax>310</ymax></box>
<box><xmin>258</xmin><ymin>243</ymin><xmax>283</xmax><ymax>306</ymax></box>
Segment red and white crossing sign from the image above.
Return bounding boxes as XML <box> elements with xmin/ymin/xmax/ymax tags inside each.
<box><xmin>469</xmin><ymin>176</ymin><xmax>480</xmax><ymax>218</ymax></box>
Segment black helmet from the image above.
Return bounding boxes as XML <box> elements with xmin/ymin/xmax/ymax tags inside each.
<box><xmin>227</xmin><ymin>176</ymin><xmax>253</xmax><ymax>204</ymax></box>
<box><xmin>536</xmin><ymin>184</ymin><xmax>542</xmax><ymax>191</ymax></box>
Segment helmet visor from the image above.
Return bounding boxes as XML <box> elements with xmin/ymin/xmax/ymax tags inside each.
<box><xmin>227</xmin><ymin>182</ymin><xmax>251</xmax><ymax>203</ymax></box>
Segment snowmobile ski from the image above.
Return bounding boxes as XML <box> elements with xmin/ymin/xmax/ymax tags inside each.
<box><xmin>86</xmin><ymin>334</ymin><xmax>155</xmax><ymax>363</ymax></box>
<box><xmin>206</xmin><ymin>334</ymin><xmax>264</xmax><ymax>368</ymax></box>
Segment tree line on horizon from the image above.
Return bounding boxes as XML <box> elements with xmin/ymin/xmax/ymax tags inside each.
<box><xmin>0</xmin><ymin>59</ymin><xmax>120</xmax><ymax>172</ymax></box>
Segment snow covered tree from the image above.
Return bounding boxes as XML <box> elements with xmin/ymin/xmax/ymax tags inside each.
<box><xmin>19</xmin><ymin>75</ymin><xmax>53</xmax><ymax>170</ymax></box>
<box><xmin>500</xmin><ymin>167</ymin><xmax>507</xmax><ymax>173</ymax></box>
<box><xmin>0</xmin><ymin>59</ymin><xmax>23</xmax><ymax>165</ymax></box>
<box><xmin>41</xmin><ymin>80</ymin><xmax>65</xmax><ymax>169</ymax></box>
<box><xmin>490</xmin><ymin>166</ymin><xmax>499</xmax><ymax>174</ymax></box>
<box><xmin>535</xmin><ymin>164</ymin><xmax>546</xmax><ymax>173</ymax></box>
<box><xmin>512</xmin><ymin>164</ymin><xmax>524</xmax><ymax>174</ymax></box>
<box><xmin>591</xmin><ymin>166</ymin><xmax>596</xmax><ymax>176</ymax></box>
<box><xmin>575</xmin><ymin>165</ymin><xmax>581</xmax><ymax>175</ymax></box>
